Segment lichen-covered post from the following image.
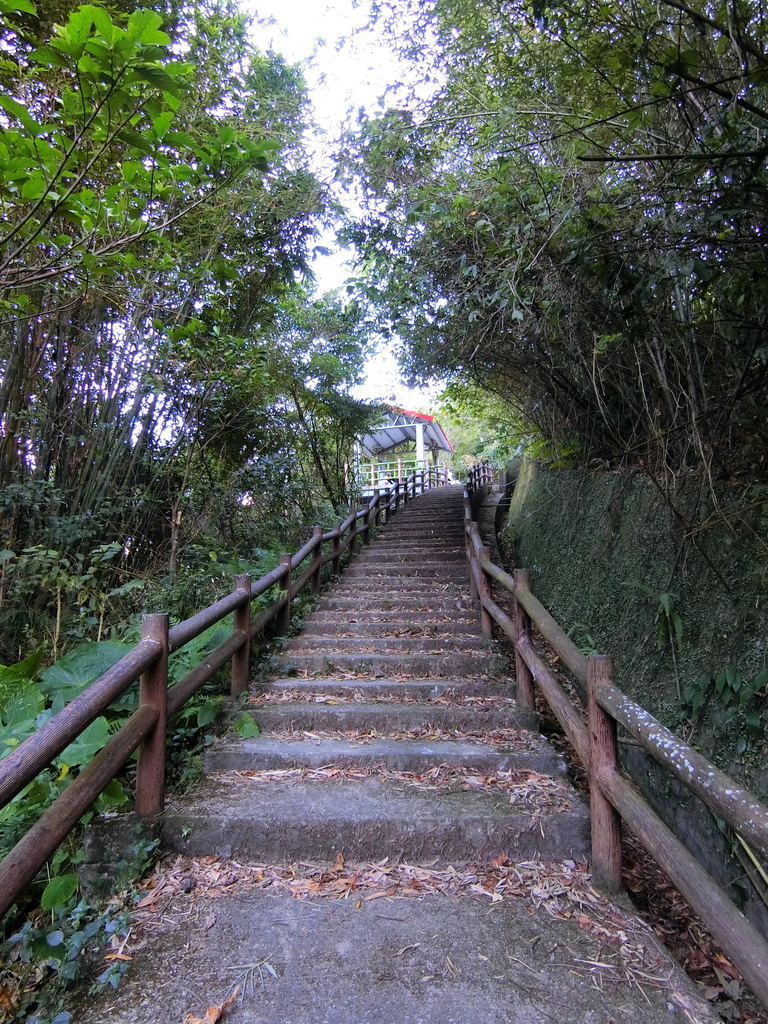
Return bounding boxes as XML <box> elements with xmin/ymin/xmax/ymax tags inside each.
<box><xmin>587</xmin><ymin>654</ymin><xmax>623</xmax><ymax>891</ymax></box>
<box><xmin>512</xmin><ymin>568</ymin><xmax>535</xmax><ymax>710</ymax></box>
<box><xmin>231</xmin><ymin>575</ymin><xmax>251</xmax><ymax>697</ymax></box>
<box><xmin>136</xmin><ymin>613</ymin><xmax>169</xmax><ymax>818</ymax></box>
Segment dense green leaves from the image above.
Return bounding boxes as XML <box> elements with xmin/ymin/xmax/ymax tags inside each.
<box><xmin>344</xmin><ymin>0</ymin><xmax>768</xmax><ymax>484</ymax></box>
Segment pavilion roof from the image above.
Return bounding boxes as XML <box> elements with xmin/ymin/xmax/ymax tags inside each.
<box><xmin>359</xmin><ymin>407</ymin><xmax>453</xmax><ymax>457</ymax></box>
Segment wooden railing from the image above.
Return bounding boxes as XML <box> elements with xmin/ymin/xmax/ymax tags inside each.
<box><xmin>464</xmin><ymin>478</ymin><xmax>768</xmax><ymax>1009</ymax></box>
<box><xmin>466</xmin><ymin>460</ymin><xmax>495</xmax><ymax>495</ymax></box>
<box><xmin>0</xmin><ymin>468</ymin><xmax>449</xmax><ymax>919</ymax></box>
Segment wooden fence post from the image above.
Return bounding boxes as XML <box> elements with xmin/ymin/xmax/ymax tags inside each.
<box><xmin>588</xmin><ymin>654</ymin><xmax>623</xmax><ymax>891</ymax></box>
<box><xmin>351</xmin><ymin>510</ymin><xmax>359</xmax><ymax>557</ymax></box>
<box><xmin>231</xmin><ymin>575</ymin><xmax>251</xmax><ymax>697</ymax></box>
<box><xmin>278</xmin><ymin>553</ymin><xmax>292</xmax><ymax>635</ymax></box>
<box><xmin>512</xmin><ymin>568</ymin><xmax>535</xmax><ymax>711</ymax></box>
<box><xmin>311</xmin><ymin>527</ymin><xmax>323</xmax><ymax>593</ymax></box>
<box><xmin>362</xmin><ymin>505</ymin><xmax>371</xmax><ymax>545</ymax></box>
<box><xmin>332</xmin><ymin>527</ymin><xmax>341</xmax><ymax>574</ymax></box>
<box><xmin>136</xmin><ymin>613</ymin><xmax>169</xmax><ymax>818</ymax></box>
<box><xmin>374</xmin><ymin>490</ymin><xmax>382</xmax><ymax>527</ymax></box>
<box><xmin>469</xmin><ymin>524</ymin><xmax>493</xmax><ymax>639</ymax></box>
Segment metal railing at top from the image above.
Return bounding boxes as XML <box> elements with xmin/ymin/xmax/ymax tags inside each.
<box><xmin>0</xmin><ymin>466</ymin><xmax>450</xmax><ymax>919</ymax></box>
<box><xmin>463</xmin><ymin>465</ymin><xmax>768</xmax><ymax>1009</ymax></box>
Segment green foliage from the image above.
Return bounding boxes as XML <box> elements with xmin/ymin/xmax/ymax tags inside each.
<box><xmin>342</xmin><ymin>0</ymin><xmax>768</xmax><ymax>488</ymax></box>
<box><xmin>40</xmin><ymin>642</ymin><xmax>131</xmax><ymax>704</ymax></box>
<box><xmin>234</xmin><ymin>711</ymin><xmax>260</xmax><ymax>738</ymax></box>
<box><xmin>681</xmin><ymin>664</ymin><xmax>768</xmax><ymax>756</ymax></box>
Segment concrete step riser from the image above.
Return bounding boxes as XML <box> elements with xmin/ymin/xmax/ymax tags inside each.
<box><xmin>353</xmin><ymin>552</ymin><xmax>464</xmax><ymax>563</ymax></box>
<box><xmin>299</xmin><ymin>622</ymin><xmax>484</xmax><ymax>638</ymax></box>
<box><xmin>163</xmin><ymin>806</ymin><xmax>589</xmax><ymax>865</ymax></box>
<box><xmin>272</xmin><ymin>652</ymin><xmax>506</xmax><ymax>677</ymax></box>
<box><xmin>332</xmin><ymin>581</ymin><xmax>469</xmax><ymax>593</ymax></box>
<box><xmin>242</xmin><ymin>705</ymin><xmax>537</xmax><ymax>733</ymax></box>
<box><xmin>315</xmin><ymin>600</ymin><xmax>477</xmax><ymax>612</ymax></box>
<box><xmin>306</xmin><ymin>612</ymin><xmax>480</xmax><ymax>624</ymax></box>
<box><xmin>265</xmin><ymin>678</ymin><xmax>513</xmax><ymax>697</ymax></box>
<box><xmin>207</xmin><ymin>742</ymin><xmax>559</xmax><ymax>775</ymax></box>
<box><xmin>344</xmin><ymin>565</ymin><xmax>466</xmax><ymax>576</ymax></box>
<box><xmin>282</xmin><ymin>637</ymin><xmax>495</xmax><ymax>654</ymax></box>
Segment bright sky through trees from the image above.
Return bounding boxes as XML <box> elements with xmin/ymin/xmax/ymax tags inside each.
<box><xmin>248</xmin><ymin>0</ymin><xmax>439</xmax><ymax>409</ymax></box>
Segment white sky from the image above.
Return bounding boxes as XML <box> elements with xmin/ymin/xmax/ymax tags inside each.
<box><xmin>247</xmin><ymin>0</ymin><xmax>441</xmax><ymax>411</ymax></box>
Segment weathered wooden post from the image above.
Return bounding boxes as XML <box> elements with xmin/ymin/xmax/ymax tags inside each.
<box><xmin>311</xmin><ymin>526</ymin><xmax>323</xmax><ymax>593</ymax></box>
<box><xmin>331</xmin><ymin>526</ymin><xmax>341</xmax><ymax>574</ymax></box>
<box><xmin>278</xmin><ymin>553</ymin><xmax>292</xmax><ymax>635</ymax></box>
<box><xmin>362</xmin><ymin>505</ymin><xmax>371</xmax><ymax>545</ymax></box>
<box><xmin>587</xmin><ymin>654</ymin><xmax>623</xmax><ymax>890</ymax></box>
<box><xmin>350</xmin><ymin>509</ymin><xmax>358</xmax><ymax>557</ymax></box>
<box><xmin>136</xmin><ymin>613</ymin><xmax>169</xmax><ymax>818</ymax></box>
<box><xmin>231</xmin><ymin>575</ymin><xmax>251</xmax><ymax>697</ymax></box>
<box><xmin>469</xmin><ymin>524</ymin><xmax>493</xmax><ymax>639</ymax></box>
<box><xmin>374</xmin><ymin>489</ymin><xmax>382</xmax><ymax>527</ymax></box>
<box><xmin>512</xmin><ymin>568</ymin><xmax>535</xmax><ymax>711</ymax></box>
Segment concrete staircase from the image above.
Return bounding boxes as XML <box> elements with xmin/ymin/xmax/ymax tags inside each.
<box><xmin>78</xmin><ymin>486</ymin><xmax>719</xmax><ymax>1024</ymax></box>
<box><xmin>162</xmin><ymin>485</ymin><xmax>590</xmax><ymax>865</ymax></box>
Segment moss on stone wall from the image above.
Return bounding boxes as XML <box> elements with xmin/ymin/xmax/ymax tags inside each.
<box><xmin>501</xmin><ymin>463</ymin><xmax>768</xmax><ymax>792</ymax></box>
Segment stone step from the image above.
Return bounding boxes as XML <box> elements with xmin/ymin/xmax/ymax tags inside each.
<box><xmin>299</xmin><ymin>620</ymin><xmax>484</xmax><ymax>638</ymax></box>
<box><xmin>305</xmin><ymin>610</ymin><xmax>480</xmax><ymax>625</ymax></box>
<box><xmin>207</xmin><ymin>733</ymin><xmax>558</xmax><ymax>774</ymax></box>
<box><xmin>281</xmin><ymin>636</ymin><xmax>496</xmax><ymax>654</ymax></box>
<box><xmin>315</xmin><ymin>597</ymin><xmax>477</xmax><ymax>612</ymax></box>
<box><xmin>331</xmin><ymin>579</ymin><xmax>469</xmax><ymax>594</ymax></box>
<box><xmin>271</xmin><ymin>651</ymin><xmax>506</xmax><ymax>677</ymax></box>
<box><xmin>264</xmin><ymin>677</ymin><xmax>512</xmax><ymax>698</ymax></box>
<box><xmin>352</xmin><ymin>550</ymin><xmax>464</xmax><ymax>562</ymax></box>
<box><xmin>162</xmin><ymin>773</ymin><xmax>590</xmax><ymax>864</ymax></box>
<box><xmin>343</xmin><ymin>566</ymin><xmax>466</xmax><ymax>580</ymax></box>
<box><xmin>75</xmin><ymin>877</ymin><xmax>715</xmax><ymax>1024</ymax></box>
<box><xmin>242</xmin><ymin>701</ymin><xmax>538</xmax><ymax>734</ymax></box>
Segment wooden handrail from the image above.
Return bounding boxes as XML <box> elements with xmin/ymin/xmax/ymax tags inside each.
<box><xmin>463</xmin><ymin>479</ymin><xmax>768</xmax><ymax>1008</ymax></box>
<box><xmin>0</xmin><ymin>472</ymin><xmax>449</xmax><ymax>920</ymax></box>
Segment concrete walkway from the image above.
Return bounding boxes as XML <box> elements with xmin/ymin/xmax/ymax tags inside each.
<box><xmin>75</xmin><ymin>487</ymin><xmax>718</xmax><ymax>1024</ymax></box>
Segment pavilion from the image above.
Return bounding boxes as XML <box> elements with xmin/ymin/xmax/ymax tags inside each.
<box><xmin>358</xmin><ymin>407</ymin><xmax>453</xmax><ymax>489</ymax></box>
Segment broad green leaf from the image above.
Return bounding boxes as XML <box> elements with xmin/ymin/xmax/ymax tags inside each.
<box><xmin>1</xmin><ymin>680</ymin><xmax>45</xmax><ymax>729</ymax></box>
<box><xmin>0</xmin><ymin>0</ymin><xmax>36</xmax><ymax>13</ymax></box>
<box><xmin>59</xmin><ymin>716</ymin><xmax>111</xmax><ymax>767</ymax></box>
<box><xmin>0</xmin><ymin>94</ymin><xmax>41</xmax><ymax>136</ymax></box>
<box><xmin>235</xmin><ymin>713</ymin><xmax>260</xmax><ymax>738</ymax></box>
<box><xmin>30</xmin><ymin>45</ymin><xmax>69</xmax><ymax>68</ymax></box>
<box><xmin>95</xmin><ymin>777</ymin><xmax>129</xmax><ymax>811</ymax></box>
<box><xmin>41</xmin><ymin>872</ymin><xmax>79</xmax><ymax>910</ymax></box>
<box><xmin>127</xmin><ymin>9</ymin><xmax>171</xmax><ymax>46</ymax></box>
<box><xmin>0</xmin><ymin>647</ymin><xmax>43</xmax><ymax>685</ymax></box>
<box><xmin>40</xmin><ymin>641</ymin><xmax>131</xmax><ymax>703</ymax></box>
<box><xmin>153</xmin><ymin>111</ymin><xmax>174</xmax><ymax>138</ymax></box>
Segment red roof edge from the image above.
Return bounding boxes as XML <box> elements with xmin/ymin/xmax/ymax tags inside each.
<box><xmin>389</xmin><ymin>405</ymin><xmax>435</xmax><ymax>422</ymax></box>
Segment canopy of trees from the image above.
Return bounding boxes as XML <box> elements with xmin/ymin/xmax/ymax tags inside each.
<box><xmin>342</xmin><ymin>0</ymin><xmax>768</xmax><ymax>487</ymax></box>
<box><xmin>0</xmin><ymin>0</ymin><xmax>378</xmax><ymax>659</ymax></box>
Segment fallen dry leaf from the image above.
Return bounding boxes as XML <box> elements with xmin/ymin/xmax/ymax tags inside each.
<box><xmin>183</xmin><ymin>985</ymin><xmax>240</xmax><ymax>1024</ymax></box>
